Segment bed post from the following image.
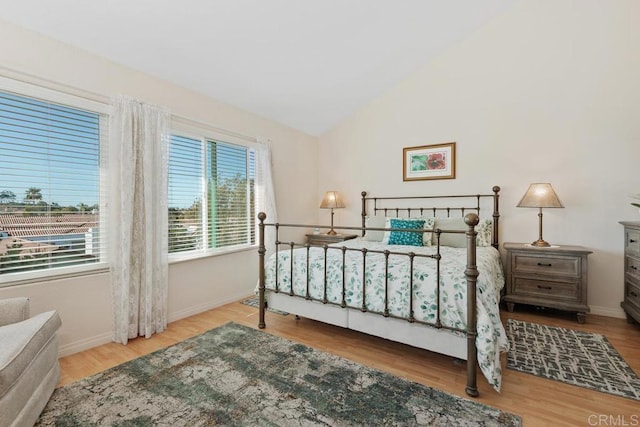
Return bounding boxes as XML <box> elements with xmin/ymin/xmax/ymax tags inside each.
<box><xmin>492</xmin><ymin>186</ymin><xmax>501</xmax><ymax>250</ymax></box>
<box><xmin>361</xmin><ymin>191</ymin><xmax>367</xmax><ymax>237</ymax></box>
<box><xmin>464</xmin><ymin>212</ymin><xmax>479</xmax><ymax>397</ymax></box>
<box><xmin>258</xmin><ymin>212</ymin><xmax>267</xmax><ymax>329</ymax></box>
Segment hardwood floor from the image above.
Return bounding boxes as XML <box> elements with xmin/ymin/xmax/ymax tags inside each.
<box><xmin>58</xmin><ymin>301</ymin><xmax>640</xmax><ymax>426</ymax></box>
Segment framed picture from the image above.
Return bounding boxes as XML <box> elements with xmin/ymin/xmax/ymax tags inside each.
<box><xmin>403</xmin><ymin>142</ymin><xmax>456</xmax><ymax>181</ymax></box>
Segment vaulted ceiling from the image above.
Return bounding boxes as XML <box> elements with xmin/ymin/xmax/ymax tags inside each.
<box><xmin>0</xmin><ymin>0</ymin><xmax>516</xmax><ymax>135</ymax></box>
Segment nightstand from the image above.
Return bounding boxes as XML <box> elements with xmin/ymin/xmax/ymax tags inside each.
<box><xmin>305</xmin><ymin>233</ymin><xmax>357</xmax><ymax>246</ymax></box>
<box><xmin>503</xmin><ymin>242</ymin><xmax>592</xmax><ymax>323</ymax></box>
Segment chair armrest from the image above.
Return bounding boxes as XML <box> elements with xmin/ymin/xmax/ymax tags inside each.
<box><xmin>0</xmin><ymin>297</ymin><xmax>30</xmax><ymax>326</ymax></box>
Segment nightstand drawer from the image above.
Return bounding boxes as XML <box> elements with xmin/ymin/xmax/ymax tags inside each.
<box><xmin>513</xmin><ymin>277</ymin><xmax>580</xmax><ymax>301</ymax></box>
<box><xmin>512</xmin><ymin>254</ymin><xmax>579</xmax><ymax>277</ymax></box>
<box><xmin>625</xmin><ymin>228</ymin><xmax>640</xmax><ymax>256</ymax></box>
<box><xmin>626</xmin><ymin>281</ymin><xmax>640</xmax><ymax>310</ymax></box>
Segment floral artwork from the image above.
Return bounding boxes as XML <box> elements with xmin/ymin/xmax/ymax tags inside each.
<box><xmin>403</xmin><ymin>142</ymin><xmax>456</xmax><ymax>181</ymax></box>
<box><xmin>410</xmin><ymin>152</ymin><xmax>446</xmax><ymax>171</ymax></box>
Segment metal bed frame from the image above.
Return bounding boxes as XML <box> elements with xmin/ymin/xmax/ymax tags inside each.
<box><xmin>257</xmin><ymin>186</ymin><xmax>501</xmax><ymax>397</ymax></box>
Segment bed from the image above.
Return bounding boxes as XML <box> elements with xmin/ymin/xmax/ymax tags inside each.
<box><xmin>257</xmin><ymin>186</ymin><xmax>508</xmax><ymax>397</ymax></box>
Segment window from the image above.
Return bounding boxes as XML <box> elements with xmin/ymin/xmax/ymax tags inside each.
<box><xmin>0</xmin><ymin>85</ymin><xmax>107</xmax><ymax>282</ymax></box>
<box><xmin>168</xmin><ymin>134</ymin><xmax>256</xmax><ymax>256</ymax></box>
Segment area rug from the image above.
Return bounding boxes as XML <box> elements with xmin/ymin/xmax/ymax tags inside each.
<box><xmin>506</xmin><ymin>319</ymin><xmax>640</xmax><ymax>401</ymax></box>
<box><xmin>241</xmin><ymin>295</ymin><xmax>289</xmax><ymax>315</ymax></box>
<box><xmin>38</xmin><ymin>322</ymin><xmax>521</xmax><ymax>426</ymax></box>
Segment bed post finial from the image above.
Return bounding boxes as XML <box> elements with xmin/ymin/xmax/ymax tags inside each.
<box><xmin>258</xmin><ymin>212</ymin><xmax>267</xmax><ymax>329</ymax></box>
<box><xmin>361</xmin><ymin>191</ymin><xmax>368</xmax><ymax>237</ymax></box>
<box><xmin>463</xmin><ymin>212</ymin><xmax>479</xmax><ymax>227</ymax></box>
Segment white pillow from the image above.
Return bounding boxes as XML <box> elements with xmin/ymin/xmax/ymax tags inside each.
<box><xmin>422</xmin><ymin>217</ymin><xmax>435</xmax><ymax>246</ymax></box>
<box><xmin>363</xmin><ymin>216</ymin><xmax>387</xmax><ymax>242</ymax></box>
<box><xmin>431</xmin><ymin>217</ymin><xmax>493</xmax><ymax>247</ymax></box>
<box><xmin>382</xmin><ymin>218</ymin><xmax>392</xmax><ymax>244</ymax></box>
<box><xmin>432</xmin><ymin>218</ymin><xmax>468</xmax><ymax>247</ymax></box>
<box><xmin>476</xmin><ymin>219</ymin><xmax>493</xmax><ymax>247</ymax></box>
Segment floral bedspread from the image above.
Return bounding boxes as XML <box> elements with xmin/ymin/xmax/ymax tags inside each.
<box><xmin>263</xmin><ymin>238</ymin><xmax>509</xmax><ymax>391</ymax></box>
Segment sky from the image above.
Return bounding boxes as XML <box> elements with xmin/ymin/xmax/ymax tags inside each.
<box><xmin>0</xmin><ymin>89</ymin><xmax>255</xmax><ymax>211</ymax></box>
<box><xmin>0</xmin><ymin>90</ymin><xmax>100</xmax><ymax>207</ymax></box>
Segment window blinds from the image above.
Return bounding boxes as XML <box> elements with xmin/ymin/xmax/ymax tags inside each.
<box><xmin>168</xmin><ymin>135</ymin><xmax>204</xmax><ymax>253</ymax></box>
<box><xmin>207</xmin><ymin>141</ymin><xmax>255</xmax><ymax>248</ymax></box>
<box><xmin>168</xmin><ymin>135</ymin><xmax>256</xmax><ymax>255</ymax></box>
<box><xmin>0</xmin><ymin>90</ymin><xmax>105</xmax><ymax>278</ymax></box>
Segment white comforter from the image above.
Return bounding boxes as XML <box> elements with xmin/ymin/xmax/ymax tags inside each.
<box><xmin>264</xmin><ymin>238</ymin><xmax>509</xmax><ymax>391</ymax></box>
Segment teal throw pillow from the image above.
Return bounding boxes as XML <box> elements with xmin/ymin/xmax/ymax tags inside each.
<box><xmin>388</xmin><ymin>218</ymin><xmax>426</xmax><ymax>246</ymax></box>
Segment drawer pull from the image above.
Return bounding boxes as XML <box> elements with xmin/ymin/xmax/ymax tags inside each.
<box><xmin>630</xmin><ymin>239</ymin><xmax>637</xmax><ymax>243</ymax></box>
<box><xmin>631</xmin><ymin>265</ymin><xmax>638</xmax><ymax>270</ymax></box>
<box><xmin>537</xmin><ymin>262</ymin><xmax>552</xmax><ymax>267</ymax></box>
<box><xmin>537</xmin><ymin>285</ymin><xmax>553</xmax><ymax>290</ymax></box>
<box><xmin>631</xmin><ymin>291</ymin><xmax>639</xmax><ymax>298</ymax></box>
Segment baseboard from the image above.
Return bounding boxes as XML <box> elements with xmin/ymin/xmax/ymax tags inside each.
<box><xmin>589</xmin><ymin>305</ymin><xmax>626</xmax><ymax>319</ymax></box>
<box><xmin>58</xmin><ymin>331</ymin><xmax>113</xmax><ymax>358</ymax></box>
<box><xmin>58</xmin><ymin>292</ymin><xmax>255</xmax><ymax>358</ymax></box>
<box><xmin>167</xmin><ymin>291</ymin><xmax>254</xmax><ymax>323</ymax></box>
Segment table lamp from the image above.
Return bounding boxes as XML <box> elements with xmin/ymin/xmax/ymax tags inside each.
<box><xmin>517</xmin><ymin>183</ymin><xmax>564</xmax><ymax>247</ymax></box>
<box><xmin>320</xmin><ymin>191</ymin><xmax>345</xmax><ymax>235</ymax></box>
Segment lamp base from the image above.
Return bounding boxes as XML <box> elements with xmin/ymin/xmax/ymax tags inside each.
<box><xmin>327</xmin><ymin>229</ymin><xmax>337</xmax><ymax>235</ymax></box>
<box><xmin>530</xmin><ymin>239</ymin><xmax>550</xmax><ymax>247</ymax></box>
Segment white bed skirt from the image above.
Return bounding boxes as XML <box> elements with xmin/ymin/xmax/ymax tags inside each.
<box><xmin>266</xmin><ymin>292</ymin><xmax>467</xmax><ymax>360</ymax></box>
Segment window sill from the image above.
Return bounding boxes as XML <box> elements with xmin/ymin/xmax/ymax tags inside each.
<box><xmin>0</xmin><ymin>264</ymin><xmax>110</xmax><ymax>288</ymax></box>
<box><xmin>0</xmin><ymin>246</ymin><xmax>258</xmax><ymax>287</ymax></box>
<box><xmin>168</xmin><ymin>245</ymin><xmax>257</xmax><ymax>265</ymax></box>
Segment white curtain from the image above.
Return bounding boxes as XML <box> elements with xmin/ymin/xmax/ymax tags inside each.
<box><xmin>109</xmin><ymin>95</ymin><xmax>170</xmax><ymax>345</ymax></box>
<box><xmin>256</xmin><ymin>138</ymin><xmax>277</xmax><ymax>253</ymax></box>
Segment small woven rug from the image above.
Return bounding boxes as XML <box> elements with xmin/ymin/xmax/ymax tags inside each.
<box><xmin>38</xmin><ymin>322</ymin><xmax>521</xmax><ymax>426</ymax></box>
<box><xmin>506</xmin><ymin>319</ymin><xmax>640</xmax><ymax>400</ymax></box>
<box><xmin>241</xmin><ymin>295</ymin><xmax>289</xmax><ymax>315</ymax></box>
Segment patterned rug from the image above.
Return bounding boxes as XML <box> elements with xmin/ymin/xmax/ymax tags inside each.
<box><xmin>241</xmin><ymin>295</ymin><xmax>289</xmax><ymax>315</ymax></box>
<box><xmin>506</xmin><ymin>319</ymin><xmax>640</xmax><ymax>400</ymax></box>
<box><xmin>38</xmin><ymin>322</ymin><xmax>521</xmax><ymax>426</ymax></box>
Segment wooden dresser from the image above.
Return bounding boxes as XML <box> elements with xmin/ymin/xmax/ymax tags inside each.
<box><xmin>503</xmin><ymin>242</ymin><xmax>592</xmax><ymax>323</ymax></box>
<box><xmin>620</xmin><ymin>221</ymin><xmax>640</xmax><ymax>324</ymax></box>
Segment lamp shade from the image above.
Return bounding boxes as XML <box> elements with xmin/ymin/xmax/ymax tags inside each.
<box><xmin>320</xmin><ymin>191</ymin><xmax>345</xmax><ymax>209</ymax></box>
<box><xmin>517</xmin><ymin>183</ymin><xmax>564</xmax><ymax>208</ymax></box>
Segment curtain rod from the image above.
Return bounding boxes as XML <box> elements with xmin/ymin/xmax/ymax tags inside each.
<box><xmin>0</xmin><ymin>65</ymin><xmax>259</xmax><ymax>144</ymax></box>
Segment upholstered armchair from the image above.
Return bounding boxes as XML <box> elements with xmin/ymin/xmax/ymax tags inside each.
<box><xmin>0</xmin><ymin>297</ymin><xmax>61</xmax><ymax>427</ymax></box>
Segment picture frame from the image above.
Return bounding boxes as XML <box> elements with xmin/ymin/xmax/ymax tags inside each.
<box><xmin>403</xmin><ymin>142</ymin><xmax>456</xmax><ymax>181</ymax></box>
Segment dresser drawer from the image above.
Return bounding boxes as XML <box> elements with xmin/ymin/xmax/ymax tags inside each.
<box><xmin>513</xmin><ymin>277</ymin><xmax>580</xmax><ymax>301</ymax></box>
<box><xmin>512</xmin><ymin>254</ymin><xmax>579</xmax><ymax>277</ymax></box>
<box><xmin>626</xmin><ymin>281</ymin><xmax>640</xmax><ymax>310</ymax></box>
<box><xmin>625</xmin><ymin>256</ymin><xmax>640</xmax><ymax>280</ymax></box>
<box><xmin>625</xmin><ymin>228</ymin><xmax>640</xmax><ymax>256</ymax></box>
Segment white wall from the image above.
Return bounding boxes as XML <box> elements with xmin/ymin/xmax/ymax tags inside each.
<box><xmin>318</xmin><ymin>0</ymin><xmax>640</xmax><ymax>317</ymax></box>
<box><xmin>0</xmin><ymin>21</ymin><xmax>318</xmax><ymax>355</ymax></box>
